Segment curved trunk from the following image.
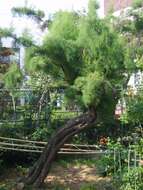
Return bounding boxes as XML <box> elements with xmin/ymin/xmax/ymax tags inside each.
<box><xmin>24</xmin><ymin>110</ymin><xmax>97</xmax><ymax>187</ymax></box>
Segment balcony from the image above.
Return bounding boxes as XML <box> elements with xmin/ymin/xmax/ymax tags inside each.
<box><xmin>0</xmin><ymin>47</ymin><xmax>20</xmax><ymax>65</ymax></box>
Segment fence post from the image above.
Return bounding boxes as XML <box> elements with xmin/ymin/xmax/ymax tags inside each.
<box><xmin>128</xmin><ymin>149</ymin><xmax>131</xmax><ymax>173</ymax></box>
<box><xmin>114</xmin><ymin>148</ymin><xmax>116</xmax><ymax>175</ymax></box>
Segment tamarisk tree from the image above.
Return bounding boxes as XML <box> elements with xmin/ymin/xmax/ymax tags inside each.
<box><xmin>12</xmin><ymin>0</ymin><xmax>136</xmax><ymax>187</ymax></box>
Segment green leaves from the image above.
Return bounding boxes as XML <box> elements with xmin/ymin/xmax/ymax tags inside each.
<box><xmin>3</xmin><ymin>63</ymin><xmax>23</xmax><ymax>89</ymax></box>
<box><xmin>15</xmin><ymin>0</ymin><xmax>132</xmax><ymax>124</ymax></box>
<box><xmin>16</xmin><ymin>31</ymin><xmax>34</xmax><ymax>47</ymax></box>
<box><xmin>25</xmin><ymin>47</ymin><xmax>45</xmax><ymax>72</ymax></box>
<box><xmin>88</xmin><ymin>0</ymin><xmax>99</xmax><ymax>19</ymax></box>
<box><xmin>74</xmin><ymin>72</ymin><xmax>104</xmax><ymax>107</ymax></box>
<box><xmin>127</xmin><ymin>98</ymin><xmax>143</xmax><ymax>124</ymax></box>
<box><xmin>132</xmin><ymin>0</ymin><xmax>143</xmax><ymax>9</ymax></box>
<box><xmin>49</xmin><ymin>11</ymin><xmax>79</xmax><ymax>40</ymax></box>
<box><xmin>12</xmin><ymin>7</ymin><xmax>45</xmax><ymax>23</ymax></box>
<box><xmin>0</xmin><ymin>27</ymin><xmax>15</xmax><ymax>38</ymax></box>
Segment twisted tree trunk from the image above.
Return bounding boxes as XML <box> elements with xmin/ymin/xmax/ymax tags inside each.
<box><xmin>24</xmin><ymin>109</ymin><xmax>97</xmax><ymax>187</ymax></box>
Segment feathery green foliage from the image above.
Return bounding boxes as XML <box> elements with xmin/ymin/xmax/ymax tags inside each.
<box><xmin>12</xmin><ymin>7</ymin><xmax>45</xmax><ymax>23</ymax></box>
<box><xmin>49</xmin><ymin>11</ymin><xmax>79</xmax><ymax>40</ymax></box>
<box><xmin>3</xmin><ymin>63</ymin><xmax>23</xmax><ymax>89</ymax></box>
<box><xmin>133</xmin><ymin>0</ymin><xmax>143</xmax><ymax>8</ymax></box>
<box><xmin>22</xmin><ymin>0</ymin><xmax>134</xmax><ymax>124</ymax></box>
<box><xmin>0</xmin><ymin>27</ymin><xmax>15</xmax><ymax>38</ymax></box>
<box><xmin>16</xmin><ymin>30</ymin><xmax>34</xmax><ymax>47</ymax></box>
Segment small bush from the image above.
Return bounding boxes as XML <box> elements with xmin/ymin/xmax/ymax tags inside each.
<box><xmin>96</xmin><ymin>154</ymin><xmax>114</xmax><ymax>176</ymax></box>
<box><xmin>120</xmin><ymin>167</ymin><xmax>143</xmax><ymax>190</ymax></box>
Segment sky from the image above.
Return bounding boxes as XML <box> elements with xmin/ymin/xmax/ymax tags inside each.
<box><xmin>0</xmin><ymin>0</ymin><xmax>88</xmax><ymax>36</ymax></box>
<box><xmin>0</xmin><ymin>0</ymin><xmax>135</xmax><ymax>86</ymax></box>
<box><xmin>0</xmin><ymin>0</ymin><xmax>104</xmax><ymax>35</ymax></box>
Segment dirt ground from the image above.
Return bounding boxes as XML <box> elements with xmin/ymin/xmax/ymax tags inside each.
<box><xmin>0</xmin><ymin>163</ymin><xmax>115</xmax><ymax>190</ymax></box>
<box><xmin>45</xmin><ymin>163</ymin><xmax>114</xmax><ymax>190</ymax></box>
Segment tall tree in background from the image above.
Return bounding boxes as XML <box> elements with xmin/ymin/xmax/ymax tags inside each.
<box><xmin>0</xmin><ymin>26</ymin><xmax>34</xmax><ymax>115</ymax></box>
<box><xmin>116</xmin><ymin>0</ymin><xmax>143</xmax><ymax>126</ymax></box>
<box><xmin>11</xmin><ymin>0</ymin><xmax>138</xmax><ymax>187</ymax></box>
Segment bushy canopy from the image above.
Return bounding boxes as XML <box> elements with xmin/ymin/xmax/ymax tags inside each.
<box><xmin>24</xmin><ymin>0</ymin><xmax>132</xmax><ymax>124</ymax></box>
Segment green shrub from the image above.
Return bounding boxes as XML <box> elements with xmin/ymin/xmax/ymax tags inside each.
<box><xmin>0</xmin><ymin>184</ymin><xmax>7</xmax><ymax>190</ymax></box>
<box><xmin>0</xmin><ymin>183</ymin><xmax>18</xmax><ymax>190</ymax></box>
<box><xmin>16</xmin><ymin>165</ymin><xmax>27</xmax><ymax>175</ymax></box>
<box><xmin>120</xmin><ymin>167</ymin><xmax>143</xmax><ymax>190</ymax></box>
<box><xmin>96</xmin><ymin>154</ymin><xmax>114</xmax><ymax>176</ymax></box>
<box><xmin>31</xmin><ymin>126</ymin><xmax>54</xmax><ymax>141</ymax></box>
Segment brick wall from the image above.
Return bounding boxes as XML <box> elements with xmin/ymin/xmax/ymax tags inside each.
<box><xmin>104</xmin><ymin>0</ymin><xmax>133</xmax><ymax>15</ymax></box>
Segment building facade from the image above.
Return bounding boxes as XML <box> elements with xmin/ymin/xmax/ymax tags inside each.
<box><xmin>104</xmin><ymin>0</ymin><xmax>133</xmax><ymax>15</ymax></box>
<box><xmin>0</xmin><ymin>38</ymin><xmax>20</xmax><ymax>86</ymax></box>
